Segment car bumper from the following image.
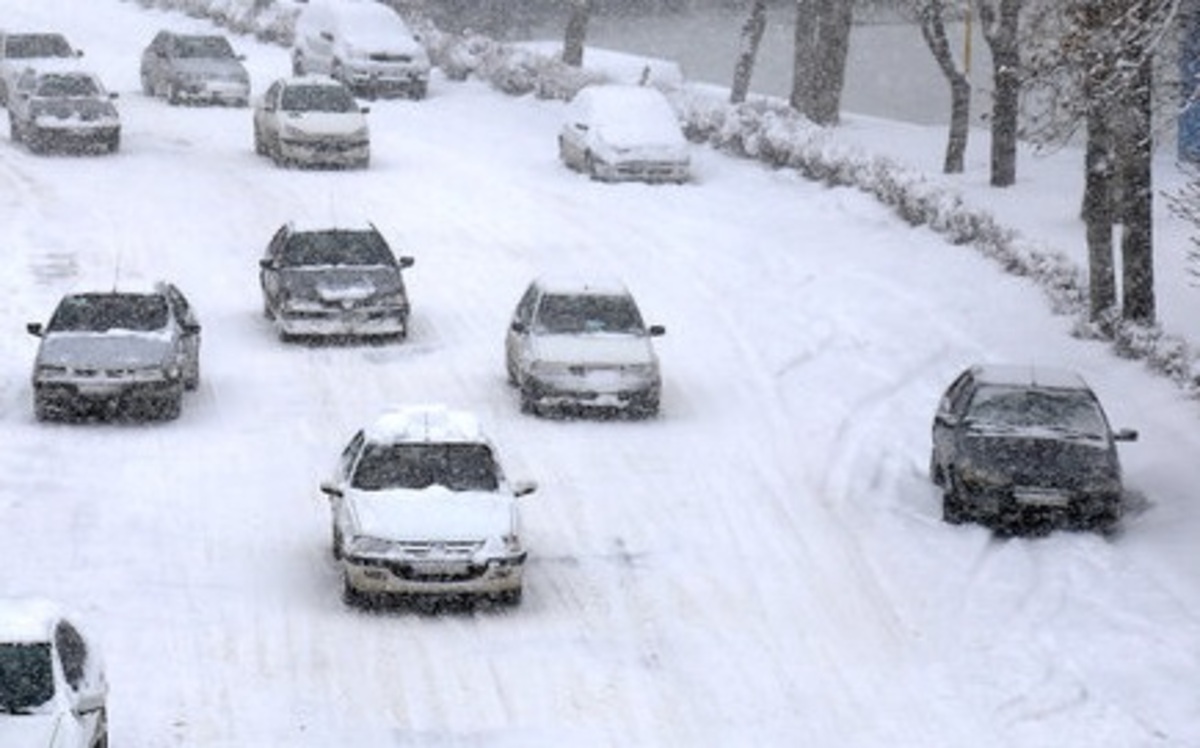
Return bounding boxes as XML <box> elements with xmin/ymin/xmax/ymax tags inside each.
<box><xmin>34</xmin><ymin>378</ymin><xmax>183</xmax><ymax>415</ymax></box>
<box><xmin>274</xmin><ymin>308</ymin><xmax>407</xmax><ymax>338</ymax></box>
<box><xmin>172</xmin><ymin>80</ymin><xmax>249</xmax><ymax>106</ymax></box>
<box><xmin>524</xmin><ymin>373</ymin><xmax>660</xmax><ymax>411</ymax></box>
<box><xmin>342</xmin><ymin>67</ymin><xmax>428</xmax><ymax>98</ymax></box>
<box><xmin>960</xmin><ymin>484</ymin><xmax>1122</xmax><ymax>532</ymax></box>
<box><xmin>277</xmin><ymin>138</ymin><xmax>369</xmax><ymax>167</ymax></box>
<box><xmin>343</xmin><ymin>553</ymin><xmax>525</xmax><ymax>596</ymax></box>
<box><xmin>593</xmin><ymin>159</ymin><xmax>690</xmax><ymax>183</ymax></box>
<box><xmin>27</xmin><ymin>125</ymin><xmax>119</xmax><ymax>153</ymax></box>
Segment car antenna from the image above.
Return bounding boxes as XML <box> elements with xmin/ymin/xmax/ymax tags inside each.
<box><xmin>112</xmin><ymin>248</ymin><xmax>123</xmax><ymax>291</ymax></box>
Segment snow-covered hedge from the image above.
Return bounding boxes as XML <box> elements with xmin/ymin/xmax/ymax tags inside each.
<box><xmin>123</xmin><ymin>0</ymin><xmax>1200</xmax><ymax>394</ymax></box>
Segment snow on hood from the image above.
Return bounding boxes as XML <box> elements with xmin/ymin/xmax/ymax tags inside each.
<box><xmin>531</xmin><ymin>333</ymin><xmax>657</xmax><ymax>367</ymax></box>
<box><xmin>282</xmin><ymin>111</ymin><xmax>365</xmax><ymax>137</ymax></box>
<box><xmin>345</xmin><ymin>26</ymin><xmax>423</xmax><ymax>57</ymax></box>
<box><xmin>0</xmin><ymin>712</ymin><xmax>67</xmax><ymax>748</ymax></box>
<box><xmin>348</xmin><ymin>487</ymin><xmax>514</xmax><ymax>543</ymax></box>
<box><xmin>281</xmin><ymin>267</ymin><xmax>400</xmax><ymax>301</ymax></box>
<box><xmin>38</xmin><ymin>332</ymin><xmax>174</xmax><ymax>369</ymax></box>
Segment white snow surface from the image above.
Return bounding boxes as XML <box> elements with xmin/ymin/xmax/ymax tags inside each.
<box><xmin>1</xmin><ymin>2</ymin><xmax>1199</xmax><ymax>746</ymax></box>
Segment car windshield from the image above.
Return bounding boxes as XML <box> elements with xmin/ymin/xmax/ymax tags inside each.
<box><xmin>281</xmin><ymin>231</ymin><xmax>394</xmax><ymax>267</ymax></box>
<box><xmin>32</xmin><ymin>74</ymin><xmax>99</xmax><ymax>98</ymax></box>
<box><xmin>280</xmin><ymin>84</ymin><xmax>358</xmax><ymax>113</ymax></box>
<box><xmin>174</xmin><ymin>35</ymin><xmax>235</xmax><ymax>59</ymax></box>
<box><xmin>4</xmin><ymin>34</ymin><xmax>72</xmax><ymax>59</ymax></box>
<box><xmin>0</xmin><ymin>642</ymin><xmax>54</xmax><ymax>713</ymax></box>
<box><xmin>47</xmin><ymin>294</ymin><xmax>170</xmax><ymax>333</ymax></box>
<box><xmin>351</xmin><ymin>443</ymin><xmax>500</xmax><ymax>492</ymax></box>
<box><xmin>965</xmin><ymin>385</ymin><xmax>1109</xmax><ymax>438</ymax></box>
<box><xmin>535</xmin><ymin>293</ymin><xmax>645</xmax><ymax>335</ymax></box>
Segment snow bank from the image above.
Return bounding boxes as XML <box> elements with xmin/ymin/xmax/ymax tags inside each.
<box><xmin>128</xmin><ymin>0</ymin><xmax>1200</xmax><ymax>395</ymax></box>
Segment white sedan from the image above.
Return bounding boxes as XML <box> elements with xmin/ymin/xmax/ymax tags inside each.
<box><xmin>0</xmin><ymin>599</ymin><xmax>107</xmax><ymax>748</ymax></box>
<box><xmin>252</xmin><ymin>75</ymin><xmax>370</xmax><ymax>169</ymax></box>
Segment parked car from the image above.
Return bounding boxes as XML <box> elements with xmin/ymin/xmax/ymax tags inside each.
<box><xmin>558</xmin><ymin>84</ymin><xmax>690</xmax><ymax>183</ymax></box>
<box><xmin>27</xmin><ymin>283</ymin><xmax>202</xmax><ymax>422</ymax></box>
<box><xmin>253</xmin><ymin>75</ymin><xmax>369</xmax><ymax>168</ymax></box>
<box><xmin>291</xmin><ymin>0</ymin><xmax>430</xmax><ymax>99</ymax></box>
<box><xmin>259</xmin><ymin>221</ymin><xmax>414</xmax><ymax>341</ymax></box>
<box><xmin>0</xmin><ymin>31</ymin><xmax>80</xmax><ymax>105</ymax></box>
<box><xmin>930</xmin><ymin>364</ymin><xmax>1138</xmax><ymax>534</ymax></box>
<box><xmin>321</xmin><ymin>405</ymin><xmax>537</xmax><ymax>607</ymax></box>
<box><xmin>8</xmin><ymin>67</ymin><xmax>119</xmax><ymax>154</ymax></box>
<box><xmin>140</xmin><ymin>30</ymin><xmax>250</xmax><ymax>106</ymax></box>
<box><xmin>505</xmin><ymin>275</ymin><xmax>665</xmax><ymax>418</ymax></box>
<box><xmin>0</xmin><ymin>598</ymin><xmax>107</xmax><ymax>748</ymax></box>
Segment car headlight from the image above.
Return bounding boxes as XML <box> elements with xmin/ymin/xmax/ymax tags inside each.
<box><xmin>347</xmin><ymin>535</ymin><xmax>398</xmax><ymax>557</ymax></box>
<box><xmin>502</xmin><ymin>533</ymin><xmax>522</xmax><ymax>554</ymax></box>
<box><xmin>958</xmin><ymin>459</ymin><xmax>1011</xmax><ymax>488</ymax></box>
<box><xmin>529</xmin><ymin>360</ymin><xmax>572</xmax><ymax>378</ymax></box>
<box><xmin>348</xmin><ymin>126</ymin><xmax>369</xmax><ymax>141</ymax></box>
<box><xmin>34</xmin><ymin>364</ymin><xmax>68</xmax><ymax>380</ymax></box>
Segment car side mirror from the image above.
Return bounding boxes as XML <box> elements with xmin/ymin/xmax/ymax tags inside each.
<box><xmin>574</xmin><ymin>123</ymin><xmax>588</xmax><ymax>132</ymax></box>
<box><xmin>1113</xmin><ymin>428</ymin><xmax>1138</xmax><ymax>442</ymax></box>
<box><xmin>398</xmin><ymin>256</ymin><xmax>414</xmax><ymax>269</ymax></box>
<box><xmin>183</xmin><ymin>321</ymin><xmax>201</xmax><ymax>334</ymax></box>
<box><xmin>72</xmin><ymin>688</ymin><xmax>105</xmax><ymax>716</ymax></box>
<box><xmin>26</xmin><ymin>322</ymin><xmax>43</xmax><ymax>337</ymax></box>
<box><xmin>109</xmin><ymin>92</ymin><xmax>119</xmax><ymax>100</ymax></box>
<box><xmin>648</xmin><ymin>324</ymin><xmax>665</xmax><ymax>337</ymax></box>
<box><xmin>510</xmin><ymin>320</ymin><xmax>527</xmax><ymax>334</ymax></box>
<box><xmin>360</xmin><ymin>106</ymin><xmax>370</xmax><ymax>115</ymax></box>
<box><xmin>259</xmin><ymin>257</ymin><xmax>275</xmax><ymax>270</ymax></box>
<box><xmin>320</xmin><ymin>482</ymin><xmax>343</xmax><ymax>498</ymax></box>
<box><xmin>512</xmin><ymin>480</ymin><xmax>537</xmax><ymax>497</ymax></box>
<box><xmin>321</xmin><ymin>31</ymin><xmax>334</xmax><ymax>42</ymax></box>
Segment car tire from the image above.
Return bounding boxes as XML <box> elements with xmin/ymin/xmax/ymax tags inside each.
<box><xmin>33</xmin><ymin>395</ymin><xmax>55</xmax><ymax>423</ymax></box>
<box><xmin>942</xmin><ymin>478</ymin><xmax>968</xmax><ymax>525</ymax></box>
<box><xmin>341</xmin><ymin>575</ymin><xmax>366</xmax><ymax>608</ymax></box>
<box><xmin>331</xmin><ymin>525</ymin><xmax>343</xmax><ymax>560</ymax></box>
<box><xmin>167</xmin><ymin>84</ymin><xmax>182</xmax><ymax>106</ymax></box>
<box><xmin>108</xmin><ymin>133</ymin><xmax>120</xmax><ymax>154</ymax></box>
<box><xmin>584</xmin><ymin>152</ymin><xmax>598</xmax><ymax>179</ymax></box>
<box><xmin>253</xmin><ymin>125</ymin><xmax>267</xmax><ymax>156</ymax></box>
<box><xmin>519</xmin><ymin>385</ymin><xmax>537</xmax><ymax>415</ymax></box>
<box><xmin>157</xmin><ymin>393</ymin><xmax>182</xmax><ymax>421</ymax></box>
<box><xmin>494</xmin><ymin>587</ymin><xmax>522</xmax><ymax>606</ymax></box>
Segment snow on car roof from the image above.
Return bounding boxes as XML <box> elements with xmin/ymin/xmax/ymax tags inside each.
<box><xmin>972</xmin><ymin>364</ymin><xmax>1090</xmax><ymax>391</ymax></box>
<box><xmin>364</xmin><ymin>405</ymin><xmax>485</xmax><ymax>445</ymax></box>
<box><xmin>0</xmin><ymin>598</ymin><xmax>64</xmax><ymax>642</ymax></box>
<box><xmin>535</xmin><ymin>273</ymin><xmax>631</xmax><ymax>296</ymax></box>
<box><xmin>569</xmin><ymin>84</ymin><xmax>685</xmax><ymax>147</ymax></box>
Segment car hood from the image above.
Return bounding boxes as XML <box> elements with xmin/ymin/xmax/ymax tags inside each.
<box><xmin>530</xmin><ymin>333</ymin><xmax>658</xmax><ymax>367</ymax></box>
<box><xmin>347</xmin><ymin>487</ymin><xmax>514</xmax><ymax>542</ymax></box>
<box><xmin>961</xmin><ymin>433</ymin><xmax>1118</xmax><ymax>486</ymax></box>
<box><xmin>171</xmin><ymin>58</ymin><xmax>247</xmax><ymax>79</ymax></box>
<box><xmin>278</xmin><ymin>267</ymin><xmax>402</xmax><ymax>302</ymax></box>
<box><xmin>38</xmin><ymin>332</ymin><xmax>174</xmax><ymax>369</ymax></box>
<box><xmin>0</xmin><ymin>712</ymin><xmax>68</xmax><ymax>748</ymax></box>
<box><xmin>280</xmin><ymin>111</ymin><xmax>365</xmax><ymax>136</ymax></box>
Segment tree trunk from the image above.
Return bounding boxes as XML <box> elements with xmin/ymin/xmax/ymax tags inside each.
<box><xmin>790</xmin><ymin>0</ymin><xmax>852</xmax><ymax>125</ymax></box>
<box><xmin>563</xmin><ymin>0</ymin><xmax>591</xmax><ymax>67</ymax></box>
<box><xmin>1084</xmin><ymin>102</ymin><xmax>1116</xmax><ymax>322</ymax></box>
<box><xmin>1119</xmin><ymin>49</ymin><xmax>1156</xmax><ymax>324</ymax></box>
<box><xmin>731</xmin><ymin>0</ymin><xmax>768</xmax><ymax>104</ymax></box>
<box><xmin>917</xmin><ymin>0</ymin><xmax>971</xmax><ymax>173</ymax></box>
<box><xmin>978</xmin><ymin>0</ymin><xmax>1023</xmax><ymax>187</ymax></box>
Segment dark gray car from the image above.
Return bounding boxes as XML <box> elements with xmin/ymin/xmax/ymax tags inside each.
<box><xmin>27</xmin><ymin>283</ymin><xmax>201</xmax><ymax>422</ymax></box>
<box><xmin>930</xmin><ymin>364</ymin><xmax>1138</xmax><ymax>534</ymax></box>
<box><xmin>259</xmin><ymin>222</ymin><xmax>414</xmax><ymax>342</ymax></box>
<box><xmin>140</xmin><ymin>30</ymin><xmax>249</xmax><ymax>106</ymax></box>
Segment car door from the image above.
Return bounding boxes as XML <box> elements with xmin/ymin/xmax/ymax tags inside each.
<box><xmin>55</xmin><ymin>621</ymin><xmax>105</xmax><ymax>746</ymax></box>
<box><xmin>165</xmin><ymin>284</ymin><xmax>201</xmax><ymax>387</ymax></box>
<box><xmin>505</xmin><ymin>283</ymin><xmax>539</xmax><ymax>383</ymax></box>
<box><xmin>931</xmin><ymin>370</ymin><xmax>975</xmax><ymax>482</ymax></box>
<box><xmin>559</xmin><ymin>102</ymin><xmax>589</xmax><ymax>168</ymax></box>
<box><xmin>255</xmin><ymin>81</ymin><xmax>281</xmax><ymax>142</ymax></box>
<box><xmin>329</xmin><ymin>431</ymin><xmax>365</xmax><ymax>552</ymax></box>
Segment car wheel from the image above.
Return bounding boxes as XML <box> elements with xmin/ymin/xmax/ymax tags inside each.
<box><xmin>108</xmin><ymin>133</ymin><xmax>120</xmax><ymax>154</ymax></box>
<box><xmin>494</xmin><ymin>587</ymin><xmax>522</xmax><ymax>606</ymax></box>
<box><xmin>584</xmin><ymin>152</ymin><xmax>598</xmax><ymax>179</ymax></box>
<box><xmin>519</xmin><ymin>385</ymin><xmax>537</xmax><ymax>415</ymax></box>
<box><xmin>942</xmin><ymin>477</ymin><xmax>968</xmax><ymax>525</ymax></box>
<box><xmin>33</xmin><ymin>395</ymin><xmax>55</xmax><ymax>423</ymax></box>
<box><xmin>167</xmin><ymin>83</ymin><xmax>182</xmax><ymax>106</ymax></box>
<box><xmin>341</xmin><ymin>575</ymin><xmax>366</xmax><ymax>608</ymax></box>
<box><xmin>156</xmin><ymin>393</ymin><xmax>182</xmax><ymax>421</ymax></box>
<box><xmin>331</xmin><ymin>525</ymin><xmax>343</xmax><ymax>560</ymax></box>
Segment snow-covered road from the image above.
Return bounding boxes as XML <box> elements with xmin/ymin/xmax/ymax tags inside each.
<box><xmin>0</xmin><ymin>2</ymin><xmax>1199</xmax><ymax>745</ymax></box>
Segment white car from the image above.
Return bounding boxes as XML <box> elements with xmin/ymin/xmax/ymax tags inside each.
<box><xmin>0</xmin><ymin>598</ymin><xmax>108</xmax><ymax>748</ymax></box>
<box><xmin>505</xmin><ymin>275</ymin><xmax>665</xmax><ymax>417</ymax></box>
<box><xmin>558</xmin><ymin>84</ymin><xmax>691</xmax><ymax>183</ymax></box>
<box><xmin>8</xmin><ymin>67</ymin><xmax>120</xmax><ymax>154</ymax></box>
<box><xmin>322</xmin><ymin>405</ymin><xmax>537</xmax><ymax>607</ymax></box>
<box><xmin>291</xmin><ymin>0</ymin><xmax>430</xmax><ymax>99</ymax></box>
<box><xmin>139</xmin><ymin>30</ymin><xmax>250</xmax><ymax>107</ymax></box>
<box><xmin>0</xmin><ymin>32</ymin><xmax>80</xmax><ymax>106</ymax></box>
<box><xmin>253</xmin><ymin>75</ymin><xmax>369</xmax><ymax>168</ymax></box>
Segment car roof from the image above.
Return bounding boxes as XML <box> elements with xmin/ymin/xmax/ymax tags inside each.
<box><xmin>363</xmin><ymin>405</ymin><xmax>486</xmax><ymax>445</ymax></box>
<box><xmin>285</xmin><ymin>218</ymin><xmax>378</xmax><ymax>235</ymax></box>
<box><xmin>0</xmin><ymin>598</ymin><xmax>67</xmax><ymax>643</ymax></box>
<box><xmin>277</xmin><ymin>74</ymin><xmax>345</xmax><ymax>89</ymax></box>
<box><xmin>970</xmin><ymin>364</ymin><xmax>1091</xmax><ymax>391</ymax></box>
<box><xmin>533</xmin><ymin>273</ymin><xmax>632</xmax><ymax>297</ymax></box>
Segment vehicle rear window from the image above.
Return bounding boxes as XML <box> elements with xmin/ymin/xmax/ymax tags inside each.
<box><xmin>535</xmin><ymin>293</ymin><xmax>645</xmax><ymax>335</ymax></box>
<box><xmin>48</xmin><ymin>294</ymin><xmax>170</xmax><ymax>333</ymax></box>
<box><xmin>282</xmin><ymin>231</ymin><xmax>394</xmax><ymax>267</ymax></box>
<box><xmin>352</xmin><ymin>443</ymin><xmax>500</xmax><ymax>492</ymax></box>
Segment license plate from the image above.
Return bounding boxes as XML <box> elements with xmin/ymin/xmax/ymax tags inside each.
<box><xmin>1014</xmin><ymin>487</ymin><xmax>1070</xmax><ymax>507</ymax></box>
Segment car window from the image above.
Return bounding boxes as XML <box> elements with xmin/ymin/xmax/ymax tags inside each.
<box><xmin>54</xmin><ymin>622</ymin><xmax>87</xmax><ymax>691</ymax></box>
<box><xmin>174</xmin><ymin>35</ymin><xmax>235</xmax><ymax>59</ymax></box>
<box><xmin>965</xmin><ymin>385</ymin><xmax>1109</xmax><ymax>438</ymax></box>
<box><xmin>534</xmin><ymin>293</ymin><xmax>645</xmax><ymax>335</ymax></box>
<box><xmin>48</xmin><ymin>294</ymin><xmax>170</xmax><ymax>333</ymax></box>
<box><xmin>0</xmin><ymin>642</ymin><xmax>55</xmax><ymax>710</ymax></box>
<box><xmin>340</xmin><ymin>431</ymin><xmax>365</xmax><ymax>480</ymax></box>
<box><xmin>351</xmin><ymin>443</ymin><xmax>500</xmax><ymax>492</ymax></box>
<box><xmin>514</xmin><ymin>284</ymin><xmax>538</xmax><ymax>325</ymax></box>
<box><xmin>33</xmin><ymin>74</ymin><xmax>99</xmax><ymax>98</ymax></box>
<box><xmin>280</xmin><ymin>84</ymin><xmax>358</xmax><ymax>113</ymax></box>
<box><xmin>4</xmin><ymin>34</ymin><xmax>72</xmax><ymax>59</ymax></box>
<box><xmin>282</xmin><ymin>231</ymin><xmax>394</xmax><ymax>267</ymax></box>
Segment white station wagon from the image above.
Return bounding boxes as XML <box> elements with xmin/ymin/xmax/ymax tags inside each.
<box><xmin>322</xmin><ymin>405</ymin><xmax>536</xmax><ymax>607</ymax></box>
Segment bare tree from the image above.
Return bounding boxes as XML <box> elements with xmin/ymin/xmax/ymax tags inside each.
<box><xmin>563</xmin><ymin>0</ymin><xmax>592</xmax><ymax>67</ymax></box>
<box><xmin>977</xmin><ymin>0</ymin><xmax>1024</xmax><ymax>187</ymax></box>
<box><xmin>731</xmin><ymin>0</ymin><xmax>768</xmax><ymax>104</ymax></box>
<box><xmin>790</xmin><ymin>0</ymin><xmax>854</xmax><ymax>125</ymax></box>
<box><xmin>913</xmin><ymin>0</ymin><xmax>972</xmax><ymax>172</ymax></box>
